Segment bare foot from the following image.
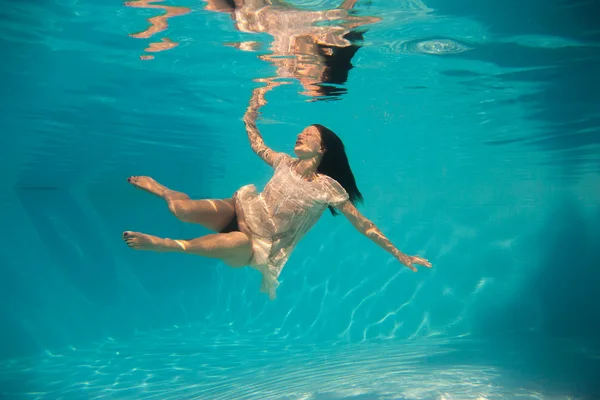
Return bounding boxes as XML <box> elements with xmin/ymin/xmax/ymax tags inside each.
<box><xmin>122</xmin><ymin>231</ymin><xmax>179</xmax><ymax>252</ymax></box>
<box><xmin>127</xmin><ymin>176</ymin><xmax>168</xmax><ymax>197</ymax></box>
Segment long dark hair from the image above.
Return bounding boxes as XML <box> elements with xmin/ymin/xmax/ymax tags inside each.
<box><xmin>314</xmin><ymin>124</ymin><xmax>363</xmax><ymax>216</ymax></box>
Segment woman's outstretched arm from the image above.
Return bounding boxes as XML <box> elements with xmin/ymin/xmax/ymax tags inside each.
<box><xmin>336</xmin><ymin>200</ymin><xmax>432</xmax><ymax>272</ymax></box>
<box><xmin>243</xmin><ymin>81</ymin><xmax>285</xmax><ymax>167</ymax></box>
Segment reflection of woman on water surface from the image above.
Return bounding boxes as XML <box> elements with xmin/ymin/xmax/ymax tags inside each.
<box><xmin>204</xmin><ymin>0</ymin><xmax>381</xmax><ymax>98</ymax></box>
<box><xmin>123</xmin><ymin>80</ymin><xmax>432</xmax><ymax>300</ymax></box>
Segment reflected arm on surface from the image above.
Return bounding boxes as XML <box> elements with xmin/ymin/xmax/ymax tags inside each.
<box><xmin>336</xmin><ymin>200</ymin><xmax>432</xmax><ymax>272</ymax></box>
<box><xmin>339</xmin><ymin>0</ymin><xmax>359</xmax><ymax>10</ymax></box>
<box><xmin>341</xmin><ymin>15</ymin><xmax>382</xmax><ymax>29</ymax></box>
<box><xmin>243</xmin><ymin>81</ymin><xmax>285</xmax><ymax>167</ymax></box>
<box><xmin>337</xmin><ymin>0</ymin><xmax>383</xmax><ymax>29</ymax></box>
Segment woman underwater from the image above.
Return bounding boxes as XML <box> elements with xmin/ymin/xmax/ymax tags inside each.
<box><xmin>123</xmin><ymin>81</ymin><xmax>432</xmax><ymax>300</ymax></box>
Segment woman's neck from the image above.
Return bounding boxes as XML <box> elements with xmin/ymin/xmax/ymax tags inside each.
<box><xmin>294</xmin><ymin>157</ymin><xmax>320</xmax><ymax>181</ymax></box>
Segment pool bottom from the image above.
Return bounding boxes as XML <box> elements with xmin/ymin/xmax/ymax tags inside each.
<box><xmin>0</xmin><ymin>326</ymin><xmax>593</xmax><ymax>399</ymax></box>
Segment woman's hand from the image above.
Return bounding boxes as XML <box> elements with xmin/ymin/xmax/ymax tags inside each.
<box><xmin>395</xmin><ymin>252</ymin><xmax>432</xmax><ymax>272</ymax></box>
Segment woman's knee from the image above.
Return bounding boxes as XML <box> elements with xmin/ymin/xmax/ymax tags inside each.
<box><xmin>168</xmin><ymin>199</ymin><xmax>192</xmax><ymax>222</ymax></box>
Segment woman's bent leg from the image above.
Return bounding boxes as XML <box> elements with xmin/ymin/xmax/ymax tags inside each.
<box><xmin>122</xmin><ymin>230</ymin><xmax>252</xmax><ymax>267</ymax></box>
<box><xmin>128</xmin><ymin>176</ymin><xmax>236</xmax><ymax>232</ymax></box>
<box><xmin>166</xmin><ymin>198</ymin><xmax>235</xmax><ymax>232</ymax></box>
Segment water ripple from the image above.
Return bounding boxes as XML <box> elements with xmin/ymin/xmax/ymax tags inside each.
<box><xmin>387</xmin><ymin>38</ymin><xmax>472</xmax><ymax>55</ymax></box>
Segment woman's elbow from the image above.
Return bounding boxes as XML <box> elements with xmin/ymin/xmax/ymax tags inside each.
<box><xmin>360</xmin><ymin>221</ymin><xmax>377</xmax><ymax>238</ymax></box>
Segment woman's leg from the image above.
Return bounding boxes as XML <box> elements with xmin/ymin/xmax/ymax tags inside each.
<box><xmin>122</xmin><ymin>230</ymin><xmax>253</xmax><ymax>268</ymax></box>
<box><xmin>127</xmin><ymin>176</ymin><xmax>235</xmax><ymax>232</ymax></box>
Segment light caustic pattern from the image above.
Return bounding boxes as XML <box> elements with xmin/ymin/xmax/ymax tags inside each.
<box><xmin>0</xmin><ymin>328</ymin><xmax>581</xmax><ymax>400</ymax></box>
<box><xmin>205</xmin><ymin>202</ymin><xmax>533</xmax><ymax>344</ymax></box>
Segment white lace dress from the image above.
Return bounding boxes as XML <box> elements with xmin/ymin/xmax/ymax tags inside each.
<box><xmin>234</xmin><ymin>153</ymin><xmax>349</xmax><ymax>300</ymax></box>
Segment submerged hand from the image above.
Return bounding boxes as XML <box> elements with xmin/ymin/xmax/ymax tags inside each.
<box><xmin>396</xmin><ymin>253</ymin><xmax>432</xmax><ymax>272</ymax></box>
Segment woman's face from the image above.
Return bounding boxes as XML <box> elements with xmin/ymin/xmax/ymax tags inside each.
<box><xmin>294</xmin><ymin>126</ymin><xmax>323</xmax><ymax>159</ymax></box>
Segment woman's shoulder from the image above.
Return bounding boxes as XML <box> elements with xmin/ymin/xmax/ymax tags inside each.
<box><xmin>317</xmin><ymin>174</ymin><xmax>343</xmax><ymax>189</ymax></box>
<box><xmin>317</xmin><ymin>174</ymin><xmax>349</xmax><ymax>204</ymax></box>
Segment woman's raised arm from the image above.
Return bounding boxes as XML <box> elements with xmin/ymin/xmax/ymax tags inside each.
<box><xmin>243</xmin><ymin>81</ymin><xmax>285</xmax><ymax>167</ymax></box>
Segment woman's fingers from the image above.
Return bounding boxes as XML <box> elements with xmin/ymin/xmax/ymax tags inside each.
<box><xmin>412</xmin><ymin>256</ymin><xmax>432</xmax><ymax>268</ymax></box>
<box><xmin>398</xmin><ymin>254</ymin><xmax>432</xmax><ymax>271</ymax></box>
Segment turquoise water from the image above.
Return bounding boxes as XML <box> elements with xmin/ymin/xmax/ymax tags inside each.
<box><xmin>1</xmin><ymin>0</ymin><xmax>599</xmax><ymax>398</ymax></box>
